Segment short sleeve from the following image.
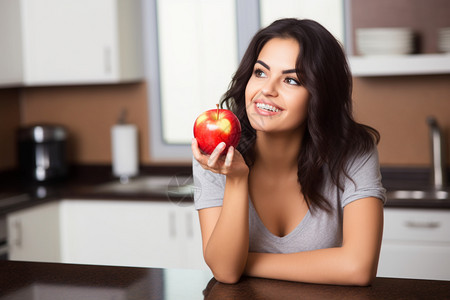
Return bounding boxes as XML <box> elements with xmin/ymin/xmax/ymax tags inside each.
<box><xmin>341</xmin><ymin>147</ymin><xmax>386</xmax><ymax>207</ymax></box>
<box><xmin>192</xmin><ymin>157</ymin><xmax>226</xmax><ymax>210</ymax></box>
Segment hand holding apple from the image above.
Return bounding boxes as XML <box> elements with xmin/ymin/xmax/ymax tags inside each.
<box><xmin>193</xmin><ymin>105</ymin><xmax>241</xmax><ymax>155</ymax></box>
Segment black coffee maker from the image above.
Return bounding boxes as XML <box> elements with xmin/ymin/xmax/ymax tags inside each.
<box><xmin>17</xmin><ymin>125</ymin><xmax>68</xmax><ymax>182</ymax></box>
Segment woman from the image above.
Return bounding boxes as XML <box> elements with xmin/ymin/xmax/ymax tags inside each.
<box><xmin>191</xmin><ymin>18</ymin><xmax>385</xmax><ymax>286</ymax></box>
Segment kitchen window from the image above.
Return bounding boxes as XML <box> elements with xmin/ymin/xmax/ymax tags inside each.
<box><xmin>143</xmin><ymin>0</ymin><xmax>345</xmax><ymax>161</ymax></box>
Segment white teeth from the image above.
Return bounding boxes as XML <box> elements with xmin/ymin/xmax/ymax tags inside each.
<box><xmin>256</xmin><ymin>102</ymin><xmax>281</xmax><ymax>112</ymax></box>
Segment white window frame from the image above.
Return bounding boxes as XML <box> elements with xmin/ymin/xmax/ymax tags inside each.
<box><xmin>142</xmin><ymin>0</ymin><xmax>260</xmax><ymax>162</ymax></box>
<box><xmin>142</xmin><ymin>0</ymin><xmax>349</xmax><ymax>162</ymax></box>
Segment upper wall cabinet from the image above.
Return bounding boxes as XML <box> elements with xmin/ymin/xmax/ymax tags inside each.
<box><xmin>0</xmin><ymin>0</ymin><xmax>143</xmax><ymax>87</ymax></box>
<box><xmin>349</xmin><ymin>54</ymin><xmax>450</xmax><ymax>77</ymax></box>
<box><xmin>347</xmin><ymin>0</ymin><xmax>450</xmax><ymax>77</ymax></box>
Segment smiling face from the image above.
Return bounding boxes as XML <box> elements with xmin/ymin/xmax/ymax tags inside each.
<box><xmin>245</xmin><ymin>37</ymin><xmax>309</xmax><ymax>134</ymax></box>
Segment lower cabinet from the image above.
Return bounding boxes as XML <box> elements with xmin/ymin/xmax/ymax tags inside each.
<box><xmin>15</xmin><ymin>201</ymin><xmax>449</xmax><ymax>279</ymax></box>
<box><xmin>7</xmin><ymin>199</ymin><xmax>207</xmax><ymax>270</ymax></box>
<box><xmin>7</xmin><ymin>201</ymin><xmax>61</xmax><ymax>263</ymax></box>
<box><xmin>377</xmin><ymin>208</ymin><xmax>450</xmax><ymax>280</ymax></box>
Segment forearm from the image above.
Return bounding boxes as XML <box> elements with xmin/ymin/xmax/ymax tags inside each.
<box><xmin>245</xmin><ymin>247</ymin><xmax>378</xmax><ymax>286</ymax></box>
<box><xmin>204</xmin><ymin>177</ymin><xmax>249</xmax><ymax>283</ymax></box>
<box><xmin>245</xmin><ymin>198</ymin><xmax>383</xmax><ymax>286</ymax></box>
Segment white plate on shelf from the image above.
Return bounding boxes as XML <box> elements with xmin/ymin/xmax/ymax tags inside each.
<box><xmin>356</xmin><ymin>27</ymin><xmax>414</xmax><ymax>56</ymax></box>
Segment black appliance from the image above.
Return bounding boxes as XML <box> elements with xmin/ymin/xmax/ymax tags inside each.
<box><xmin>17</xmin><ymin>125</ymin><xmax>68</xmax><ymax>182</ymax></box>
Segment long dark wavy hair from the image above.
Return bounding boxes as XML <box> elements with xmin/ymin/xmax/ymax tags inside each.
<box><xmin>220</xmin><ymin>18</ymin><xmax>380</xmax><ymax>213</ymax></box>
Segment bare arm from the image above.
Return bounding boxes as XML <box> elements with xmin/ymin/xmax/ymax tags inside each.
<box><xmin>192</xmin><ymin>139</ymin><xmax>250</xmax><ymax>283</ymax></box>
<box><xmin>244</xmin><ymin>197</ymin><xmax>384</xmax><ymax>286</ymax></box>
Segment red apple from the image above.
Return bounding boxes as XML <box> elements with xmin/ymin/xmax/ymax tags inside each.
<box><xmin>193</xmin><ymin>105</ymin><xmax>241</xmax><ymax>155</ymax></box>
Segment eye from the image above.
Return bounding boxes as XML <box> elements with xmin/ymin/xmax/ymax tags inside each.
<box><xmin>254</xmin><ymin>68</ymin><xmax>267</xmax><ymax>78</ymax></box>
<box><xmin>284</xmin><ymin>77</ymin><xmax>300</xmax><ymax>86</ymax></box>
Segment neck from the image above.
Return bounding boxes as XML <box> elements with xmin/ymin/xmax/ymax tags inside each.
<box><xmin>253</xmin><ymin>128</ymin><xmax>304</xmax><ymax>174</ymax></box>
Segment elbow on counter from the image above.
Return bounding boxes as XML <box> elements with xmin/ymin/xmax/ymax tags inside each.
<box><xmin>205</xmin><ymin>259</ymin><xmax>243</xmax><ymax>284</ymax></box>
<box><xmin>349</xmin><ymin>272</ymin><xmax>375</xmax><ymax>287</ymax></box>
<box><xmin>203</xmin><ymin>252</ymin><xmax>246</xmax><ymax>284</ymax></box>
<box><xmin>212</xmin><ymin>271</ymin><xmax>242</xmax><ymax>284</ymax></box>
<box><xmin>345</xmin><ymin>262</ymin><xmax>378</xmax><ymax>286</ymax></box>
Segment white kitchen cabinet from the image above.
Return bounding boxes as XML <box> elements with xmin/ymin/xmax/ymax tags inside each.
<box><xmin>0</xmin><ymin>0</ymin><xmax>143</xmax><ymax>87</ymax></box>
<box><xmin>6</xmin><ymin>199</ymin><xmax>207</xmax><ymax>270</ymax></box>
<box><xmin>59</xmin><ymin>199</ymin><xmax>207</xmax><ymax>270</ymax></box>
<box><xmin>348</xmin><ymin>54</ymin><xmax>450</xmax><ymax>77</ymax></box>
<box><xmin>344</xmin><ymin>0</ymin><xmax>450</xmax><ymax>77</ymax></box>
<box><xmin>7</xmin><ymin>201</ymin><xmax>62</xmax><ymax>262</ymax></box>
<box><xmin>377</xmin><ymin>208</ymin><xmax>450</xmax><ymax>280</ymax></box>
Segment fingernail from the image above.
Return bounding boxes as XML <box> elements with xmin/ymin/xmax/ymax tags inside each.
<box><xmin>219</xmin><ymin>142</ymin><xmax>226</xmax><ymax>149</ymax></box>
<box><xmin>192</xmin><ymin>138</ymin><xmax>196</xmax><ymax>144</ymax></box>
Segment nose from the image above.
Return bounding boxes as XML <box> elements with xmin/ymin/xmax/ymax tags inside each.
<box><xmin>261</xmin><ymin>78</ymin><xmax>278</xmax><ymax>97</ymax></box>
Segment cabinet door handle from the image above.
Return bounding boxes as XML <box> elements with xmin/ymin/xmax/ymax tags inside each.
<box><xmin>103</xmin><ymin>46</ymin><xmax>112</xmax><ymax>74</ymax></box>
<box><xmin>13</xmin><ymin>220</ymin><xmax>22</xmax><ymax>247</ymax></box>
<box><xmin>405</xmin><ymin>220</ymin><xmax>441</xmax><ymax>229</ymax></box>
<box><xmin>186</xmin><ymin>212</ymin><xmax>193</xmax><ymax>238</ymax></box>
<box><xmin>169</xmin><ymin>211</ymin><xmax>176</xmax><ymax>238</ymax></box>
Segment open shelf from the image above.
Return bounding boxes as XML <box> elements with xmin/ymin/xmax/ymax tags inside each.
<box><xmin>348</xmin><ymin>54</ymin><xmax>450</xmax><ymax>77</ymax></box>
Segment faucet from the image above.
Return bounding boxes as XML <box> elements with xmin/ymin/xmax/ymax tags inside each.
<box><xmin>427</xmin><ymin>117</ymin><xmax>447</xmax><ymax>190</ymax></box>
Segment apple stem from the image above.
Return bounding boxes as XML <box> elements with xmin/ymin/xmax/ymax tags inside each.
<box><xmin>216</xmin><ymin>104</ymin><xmax>219</xmax><ymax>119</ymax></box>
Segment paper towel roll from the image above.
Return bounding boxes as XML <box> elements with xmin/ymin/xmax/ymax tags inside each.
<box><xmin>111</xmin><ymin>124</ymin><xmax>139</xmax><ymax>179</ymax></box>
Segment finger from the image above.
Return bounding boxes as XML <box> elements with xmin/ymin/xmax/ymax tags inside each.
<box><xmin>207</xmin><ymin>142</ymin><xmax>226</xmax><ymax>167</ymax></box>
<box><xmin>224</xmin><ymin>146</ymin><xmax>234</xmax><ymax>167</ymax></box>
<box><xmin>191</xmin><ymin>138</ymin><xmax>203</xmax><ymax>161</ymax></box>
<box><xmin>192</xmin><ymin>139</ymin><xmax>212</xmax><ymax>170</ymax></box>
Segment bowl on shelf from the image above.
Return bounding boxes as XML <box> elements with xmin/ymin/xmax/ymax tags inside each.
<box><xmin>438</xmin><ymin>27</ymin><xmax>450</xmax><ymax>53</ymax></box>
<box><xmin>356</xmin><ymin>27</ymin><xmax>415</xmax><ymax>56</ymax></box>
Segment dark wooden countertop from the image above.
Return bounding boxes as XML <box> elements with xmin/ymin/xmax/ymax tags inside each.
<box><xmin>1</xmin><ymin>260</ymin><xmax>449</xmax><ymax>300</ymax></box>
<box><xmin>1</xmin><ymin>165</ymin><xmax>449</xmax><ymax>217</ymax></box>
<box><xmin>0</xmin><ymin>165</ymin><xmax>193</xmax><ymax>216</ymax></box>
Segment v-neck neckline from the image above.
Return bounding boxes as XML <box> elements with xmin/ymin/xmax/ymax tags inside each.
<box><xmin>249</xmin><ymin>197</ymin><xmax>311</xmax><ymax>240</ymax></box>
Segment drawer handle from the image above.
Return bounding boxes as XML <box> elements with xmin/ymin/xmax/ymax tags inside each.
<box><xmin>104</xmin><ymin>46</ymin><xmax>112</xmax><ymax>74</ymax></box>
<box><xmin>186</xmin><ymin>212</ymin><xmax>193</xmax><ymax>238</ymax></box>
<box><xmin>169</xmin><ymin>211</ymin><xmax>176</xmax><ymax>238</ymax></box>
<box><xmin>13</xmin><ymin>220</ymin><xmax>22</xmax><ymax>247</ymax></box>
<box><xmin>405</xmin><ymin>221</ymin><xmax>441</xmax><ymax>229</ymax></box>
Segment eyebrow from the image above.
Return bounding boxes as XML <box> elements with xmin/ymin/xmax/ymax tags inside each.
<box><xmin>256</xmin><ymin>60</ymin><xmax>297</xmax><ymax>74</ymax></box>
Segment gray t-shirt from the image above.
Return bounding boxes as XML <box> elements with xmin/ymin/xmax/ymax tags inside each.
<box><xmin>193</xmin><ymin>147</ymin><xmax>386</xmax><ymax>253</ymax></box>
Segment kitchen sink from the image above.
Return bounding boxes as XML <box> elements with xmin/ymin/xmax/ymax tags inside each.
<box><xmin>387</xmin><ymin>189</ymin><xmax>449</xmax><ymax>201</ymax></box>
<box><xmin>95</xmin><ymin>175</ymin><xmax>194</xmax><ymax>197</ymax></box>
<box><xmin>385</xmin><ymin>188</ymin><xmax>450</xmax><ymax>208</ymax></box>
